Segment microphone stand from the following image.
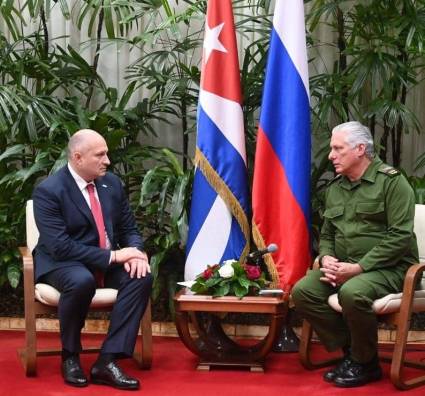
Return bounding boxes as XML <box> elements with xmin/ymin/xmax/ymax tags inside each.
<box><xmin>247</xmin><ymin>253</ymin><xmax>299</xmax><ymax>353</ymax></box>
<box><xmin>245</xmin><ymin>254</ymin><xmax>263</xmax><ymax>267</ymax></box>
<box><xmin>272</xmin><ymin>307</ymin><xmax>300</xmax><ymax>353</ymax></box>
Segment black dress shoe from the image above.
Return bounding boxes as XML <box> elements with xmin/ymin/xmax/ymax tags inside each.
<box><xmin>90</xmin><ymin>360</ymin><xmax>140</xmax><ymax>390</ymax></box>
<box><xmin>333</xmin><ymin>357</ymin><xmax>382</xmax><ymax>388</ymax></box>
<box><xmin>61</xmin><ymin>356</ymin><xmax>88</xmax><ymax>387</ymax></box>
<box><xmin>323</xmin><ymin>356</ymin><xmax>352</xmax><ymax>383</ymax></box>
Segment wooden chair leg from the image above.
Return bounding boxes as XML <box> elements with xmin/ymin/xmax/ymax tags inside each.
<box><xmin>134</xmin><ymin>299</ymin><xmax>152</xmax><ymax>370</ymax></box>
<box><xmin>389</xmin><ymin>310</ymin><xmax>425</xmax><ymax>389</ymax></box>
<box><xmin>17</xmin><ymin>313</ymin><xmax>37</xmax><ymax>377</ymax></box>
<box><xmin>18</xmin><ymin>318</ymin><xmax>37</xmax><ymax>375</ymax></box>
<box><xmin>299</xmin><ymin>319</ymin><xmax>341</xmax><ymax>370</ymax></box>
<box><xmin>18</xmin><ymin>251</ymin><xmax>38</xmax><ymax>377</ymax></box>
<box><xmin>23</xmin><ymin>309</ymin><xmax>38</xmax><ymax>376</ymax></box>
<box><xmin>386</xmin><ymin>263</ymin><xmax>425</xmax><ymax>390</ymax></box>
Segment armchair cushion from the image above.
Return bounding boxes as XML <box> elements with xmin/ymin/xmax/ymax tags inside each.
<box><xmin>328</xmin><ymin>278</ymin><xmax>425</xmax><ymax>314</ymax></box>
<box><xmin>35</xmin><ymin>283</ymin><xmax>118</xmax><ymax>308</ymax></box>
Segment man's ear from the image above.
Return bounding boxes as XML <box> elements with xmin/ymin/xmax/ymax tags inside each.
<box><xmin>73</xmin><ymin>151</ymin><xmax>82</xmax><ymax>164</ymax></box>
<box><xmin>357</xmin><ymin>143</ymin><xmax>366</xmax><ymax>157</ymax></box>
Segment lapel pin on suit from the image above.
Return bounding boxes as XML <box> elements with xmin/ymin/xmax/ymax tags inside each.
<box><xmin>102</xmin><ymin>184</ymin><xmax>107</xmax><ymax>188</ymax></box>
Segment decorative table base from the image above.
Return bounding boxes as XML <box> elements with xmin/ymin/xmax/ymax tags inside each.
<box><xmin>174</xmin><ymin>289</ymin><xmax>288</xmax><ymax>372</ymax></box>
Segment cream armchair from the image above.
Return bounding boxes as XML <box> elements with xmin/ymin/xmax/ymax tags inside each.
<box><xmin>18</xmin><ymin>200</ymin><xmax>152</xmax><ymax>376</ymax></box>
<box><xmin>299</xmin><ymin>204</ymin><xmax>425</xmax><ymax>390</ymax></box>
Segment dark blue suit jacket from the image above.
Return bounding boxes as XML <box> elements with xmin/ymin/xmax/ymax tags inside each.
<box><xmin>32</xmin><ymin>166</ymin><xmax>143</xmax><ymax>282</ymax></box>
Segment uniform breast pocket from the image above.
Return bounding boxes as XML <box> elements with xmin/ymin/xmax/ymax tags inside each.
<box><xmin>323</xmin><ymin>205</ymin><xmax>344</xmax><ymax>229</ymax></box>
<box><xmin>356</xmin><ymin>202</ymin><xmax>386</xmax><ymax>229</ymax></box>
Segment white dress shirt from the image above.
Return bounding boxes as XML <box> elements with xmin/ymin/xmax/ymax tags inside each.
<box><xmin>67</xmin><ymin>163</ymin><xmax>112</xmax><ymax>258</ymax></box>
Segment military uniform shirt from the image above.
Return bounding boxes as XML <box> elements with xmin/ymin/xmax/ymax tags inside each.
<box><xmin>319</xmin><ymin>156</ymin><xmax>418</xmax><ymax>273</ymax></box>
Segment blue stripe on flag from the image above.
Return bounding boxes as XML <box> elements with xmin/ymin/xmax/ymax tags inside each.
<box><xmin>220</xmin><ymin>216</ymin><xmax>245</xmax><ymax>261</ymax></box>
<box><xmin>197</xmin><ymin>106</ymin><xmax>249</xmax><ymax>214</ymax></box>
<box><xmin>259</xmin><ymin>28</ymin><xmax>310</xmax><ymax>221</ymax></box>
<box><xmin>185</xmin><ymin>169</ymin><xmax>218</xmax><ymax>255</ymax></box>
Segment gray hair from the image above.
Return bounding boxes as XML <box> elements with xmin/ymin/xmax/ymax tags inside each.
<box><xmin>332</xmin><ymin>121</ymin><xmax>374</xmax><ymax>159</ymax></box>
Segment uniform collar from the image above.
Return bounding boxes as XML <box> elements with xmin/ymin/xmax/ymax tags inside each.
<box><xmin>338</xmin><ymin>156</ymin><xmax>382</xmax><ymax>190</ymax></box>
<box><xmin>360</xmin><ymin>156</ymin><xmax>382</xmax><ymax>183</ymax></box>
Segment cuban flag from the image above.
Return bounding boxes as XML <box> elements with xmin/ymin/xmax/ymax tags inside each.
<box><xmin>185</xmin><ymin>0</ymin><xmax>250</xmax><ymax>281</ymax></box>
<box><xmin>252</xmin><ymin>0</ymin><xmax>311</xmax><ymax>291</ymax></box>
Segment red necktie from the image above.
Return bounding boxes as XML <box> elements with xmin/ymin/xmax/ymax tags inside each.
<box><xmin>87</xmin><ymin>183</ymin><xmax>106</xmax><ymax>248</ymax></box>
<box><xmin>87</xmin><ymin>183</ymin><xmax>106</xmax><ymax>287</ymax></box>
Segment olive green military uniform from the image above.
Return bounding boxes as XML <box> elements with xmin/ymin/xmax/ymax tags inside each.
<box><xmin>292</xmin><ymin>157</ymin><xmax>418</xmax><ymax>363</ymax></box>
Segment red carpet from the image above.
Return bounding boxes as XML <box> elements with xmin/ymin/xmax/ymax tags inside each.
<box><xmin>1</xmin><ymin>330</ymin><xmax>425</xmax><ymax>395</ymax></box>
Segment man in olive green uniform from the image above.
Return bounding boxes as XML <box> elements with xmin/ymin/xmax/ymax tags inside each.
<box><xmin>292</xmin><ymin>121</ymin><xmax>418</xmax><ymax>388</ymax></box>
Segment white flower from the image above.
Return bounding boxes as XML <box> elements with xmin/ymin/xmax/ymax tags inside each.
<box><xmin>218</xmin><ymin>262</ymin><xmax>235</xmax><ymax>278</ymax></box>
<box><xmin>222</xmin><ymin>259</ymin><xmax>237</xmax><ymax>266</ymax></box>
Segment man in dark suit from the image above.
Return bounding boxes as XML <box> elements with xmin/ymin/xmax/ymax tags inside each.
<box><xmin>33</xmin><ymin>129</ymin><xmax>153</xmax><ymax>390</ymax></box>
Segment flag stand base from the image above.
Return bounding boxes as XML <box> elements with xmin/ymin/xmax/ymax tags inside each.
<box><xmin>272</xmin><ymin>309</ymin><xmax>299</xmax><ymax>353</ymax></box>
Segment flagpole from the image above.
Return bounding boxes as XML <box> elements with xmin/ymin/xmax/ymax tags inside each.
<box><xmin>252</xmin><ymin>1</ymin><xmax>311</xmax><ymax>351</ymax></box>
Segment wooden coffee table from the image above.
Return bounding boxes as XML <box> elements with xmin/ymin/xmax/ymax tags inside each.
<box><xmin>174</xmin><ymin>289</ymin><xmax>288</xmax><ymax>372</ymax></box>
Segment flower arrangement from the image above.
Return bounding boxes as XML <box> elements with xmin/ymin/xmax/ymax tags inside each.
<box><xmin>190</xmin><ymin>259</ymin><xmax>268</xmax><ymax>298</ymax></box>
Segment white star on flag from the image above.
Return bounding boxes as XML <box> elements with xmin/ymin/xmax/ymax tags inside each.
<box><xmin>203</xmin><ymin>22</ymin><xmax>227</xmax><ymax>64</ymax></box>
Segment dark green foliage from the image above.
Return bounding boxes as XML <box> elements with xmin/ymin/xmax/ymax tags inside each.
<box><xmin>307</xmin><ymin>0</ymin><xmax>425</xmax><ymax>254</ymax></box>
<box><xmin>1</xmin><ymin>1</ymin><xmax>425</xmax><ymax>325</ymax></box>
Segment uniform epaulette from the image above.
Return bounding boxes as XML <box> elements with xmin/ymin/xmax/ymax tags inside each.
<box><xmin>328</xmin><ymin>174</ymin><xmax>342</xmax><ymax>185</ymax></box>
<box><xmin>378</xmin><ymin>164</ymin><xmax>400</xmax><ymax>177</ymax></box>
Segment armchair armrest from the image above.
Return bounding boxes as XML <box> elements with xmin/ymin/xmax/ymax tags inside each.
<box><xmin>399</xmin><ymin>262</ymin><xmax>425</xmax><ymax>315</ymax></box>
<box><xmin>19</xmin><ymin>247</ymin><xmax>36</xmax><ymax>304</ymax></box>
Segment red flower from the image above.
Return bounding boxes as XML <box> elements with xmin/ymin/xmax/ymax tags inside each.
<box><xmin>244</xmin><ymin>264</ymin><xmax>261</xmax><ymax>280</ymax></box>
<box><xmin>202</xmin><ymin>264</ymin><xmax>219</xmax><ymax>280</ymax></box>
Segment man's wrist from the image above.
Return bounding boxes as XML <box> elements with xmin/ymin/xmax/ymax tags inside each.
<box><xmin>318</xmin><ymin>255</ymin><xmax>329</xmax><ymax>267</ymax></box>
<box><xmin>319</xmin><ymin>254</ymin><xmax>335</xmax><ymax>266</ymax></box>
<box><xmin>355</xmin><ymin>262</ymin><xmax>365</xmax><ymax>273</ymax></box>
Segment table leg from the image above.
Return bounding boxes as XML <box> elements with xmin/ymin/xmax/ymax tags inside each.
<box><xmin>175</xmin><ymin>310</ymin><xmax>286</xmax><ymax>371</ymax></box>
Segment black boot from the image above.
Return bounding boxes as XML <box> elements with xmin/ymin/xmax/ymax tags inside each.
<box><xmin>323</xmin><ymin>346</ymin><xmax>351</xmax><ymax>382</ymax></box>
<box><xmin>333</xmin><ymin>355</ymin><xmax>382</xmax><ymax>387</ymax></box>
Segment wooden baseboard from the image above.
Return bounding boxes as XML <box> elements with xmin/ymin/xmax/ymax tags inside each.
<box><xmin>1</xmin><ymin>316</ymin><xmax>425</xmax><ymax>343</ymax></box>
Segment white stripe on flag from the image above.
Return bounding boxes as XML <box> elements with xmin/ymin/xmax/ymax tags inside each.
<box><xmin>184</xmin><ymin>195</ymin><xmax>232</xmax><ymax>281</ymax></box>
<box><xmin>199</xmin><ymin>89</ymin><xmax>247</xmax><ymax>164</ymax></box>
<box><xmin>273</xmin><ymin>0</ymin><xmax>310</xmax><ymax>98</ymax></box>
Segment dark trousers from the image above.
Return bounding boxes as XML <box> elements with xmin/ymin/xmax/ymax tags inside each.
<box><xmin>292</xmin><ymin>268</ymin><xmax>405</xmax><ymax>363</ymax></box>
<box><xmin>40</xmin><ymin>264</ymin><xmax>153</xmax><ymax>356</ymax></box>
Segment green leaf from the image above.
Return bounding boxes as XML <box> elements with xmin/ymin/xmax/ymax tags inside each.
<box><xmin>103</xmin><ymin>0</ymin><xmax>116</xmax><ymax>39</ymax></box>
<box><xmin>106</xmin><ymin>129</ymin><xmax>128</xmax><ymax>150</ymax></box>
<box><xmin>118</xmin><ymin>81</ymin><xmax>137</xmax><ymax>110</ymax></box>
<box><xmin>57</xmin><ymin>0</ymin><xmax>70</xmax><ymax>19</ymax></box>
<box><xmin>205</xmin><ymin>277</ymin><xmax>222</xmax><ymax>288</ymax></box>
<box><xmin>233</xmin><ymin>283</ymin><xmax>248</xmax><ymax>298</ymax></box>
<box><xmin>7</xmin><ymin>262</ymin><xmax>20</xmax><ymax>288</ymax></box>
<box><xmin>0</xmin><ymin>144</ymin><xmax>25</xmax><ymax>162</ymax></box>
<box><xmin>162</xmin><ymin>148</ymin><xmax>183</xmax><ymax>175</ymax></box>
<box><xmin>190</xmin><ymin>283</ymin><xmax>209</xmax><ymax>295</ymax></box>
<box><xmin>238</xmin><ymin>276</ymin><xmax>251</xmax><ymax>288</ymax></box>
<box><xmin>213</xmin><ymin>282</ymin><xmax>230</xmax><ymax>297</ymax></box>
<box><xmin>170</xmin><ymin>174</ymin><xmax>188</xmax><ymax>222</ymax></box>
<box><xmin>151</xmin><ymin>275</ymin><xmax>164</xmax><ymax>301</ymax></box>
<box><xmin>149</xmin><ymin>250</ymin><xmax>167</xmax><ymax>280</ymax></box>
<box><xmin>50</xmin><ymin>149</ymin><xmax>68</xmax><ymax>175</ymax></box>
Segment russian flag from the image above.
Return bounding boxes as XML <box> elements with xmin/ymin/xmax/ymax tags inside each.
<box><xmin>252</xmin><ymin>0</ymin><xmax>311</xmax><ymax>291</ymax></box>
<box><xmin>185</xmin><ymin>0</ymin><xmax>249</xmax><ymax>281</ymax></box>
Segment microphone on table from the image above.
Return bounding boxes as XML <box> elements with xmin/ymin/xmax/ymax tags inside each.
<box><xmin>247</xmin><ymin>243</ymin><xmax>278</xmax><ymax>264</ymax></box>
